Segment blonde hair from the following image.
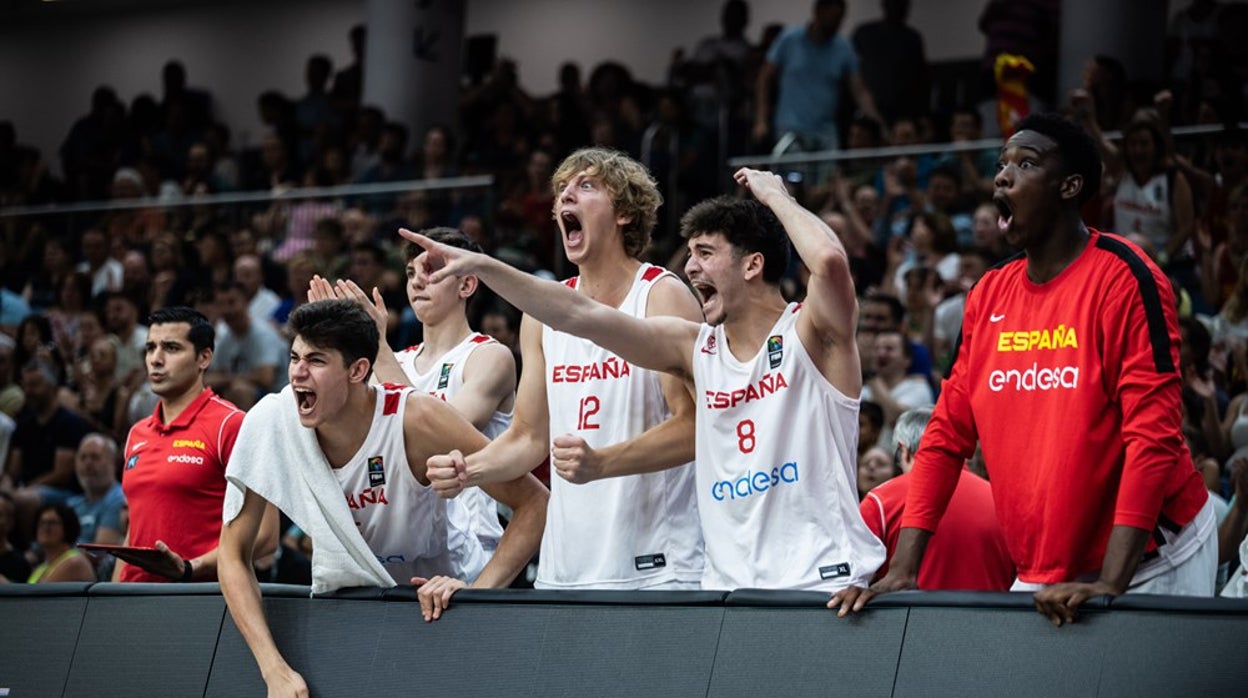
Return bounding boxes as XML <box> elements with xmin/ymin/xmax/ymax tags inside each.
<box><xmin>551</xmin><ymin>148</ymin><xmax>662</xmax><ymax>259</ymax></box>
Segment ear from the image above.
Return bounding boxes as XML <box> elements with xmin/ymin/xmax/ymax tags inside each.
<box><xmin>740</xmin><ymin>251</ymin><xmax>765</xmax><ymax>282</ymax></box>
<box><xmin>197</xmin><ymin>348</ymin><xmax>213</xmax><ymax>372</ymax></box>
<box><xmin>1059</xmin><ymin>173</ymin><xmax>1083</xmax><ymax>202</ymax></box>
<box><xmin>459</xmin><ymin>275</ymin><xmax>478</xmax><ymax>299</ymax></box>
<box><xmin>615</xmin><ymin>212</ymin><xmax>634</xmax><ymax>228</ymax></box>
<box><xmin>348</xmin><ymin>357</ymin><xmax>372</xmax><ymax>384</ymax></box>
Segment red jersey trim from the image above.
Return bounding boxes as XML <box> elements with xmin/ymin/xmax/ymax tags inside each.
<box><xmin>641</xmin><ymin>265</ymin><xmax>664</xmax><ymax>282</ymax></box>
<box><xmin>383</xmin><ymin>389</ymin><xmax>403</xmax><ymax>416</ymax></box>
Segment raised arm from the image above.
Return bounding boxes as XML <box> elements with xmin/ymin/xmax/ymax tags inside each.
<box><xmin>219</xmin><ymin>489</ymin><xmax>308</xmax><ymax>697</ymax></box>
<box><xmin>400</xmin><ymin>228</ymin><xmax>699</xmax><ymax>379</ymax></box>
<box><xmin>735</xmin><ymin>168</ymin><xmax>861</xmax><ymax>397</ymax></box>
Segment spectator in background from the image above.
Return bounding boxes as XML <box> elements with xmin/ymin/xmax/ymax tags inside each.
<box><xmin>27</xmin><ymin>503</ymin><xmax>95</xmax><ymax>583</ymax></box>
<box><xmin>59</xmin><ymin>86</ymin><xmax>125</xmax><ymax>201</ymax></box>
<box><xmin>858</xmin><ymin>400</ymin><xmax>886</xmax><ymax>457</ymax></box>
<box><xmin>273</xmin><ymin>252</ymin><xmax>322</xmax><ymax>330</ymax></box>
<box><xmin>294</xmin><ymin>54</ymin><xmax>336</xmax><ymax>168</ymax></box>
<box><xmin>77</xmin><ymin>228</ymin><xmax>123</xmax><ymax>298</ymax></box>
<box><xmin>63</xmin><ymin>337</ymin><xmax>125</xmax><ymax>442</ymax></box>
<box><xmin>859</xmin><ymin>407</ymin><xmax>1015</xmax><ymax>590</ymax></box>
<box><xmin>852</xmin><ymin>0</ymin><xmax>929</xmax><ymax>125</ymax></box>
<box><xmin>861</xmin><ymin>329</ymin><xmax>934</xmax><ymax>438</ymax></box>
<box><xmin>7</xmin><ymin>359</ymin><xmax>90</xmax><ymax>533</ymax></box>
<box><xmin>754</xmin><ymin>0</ymin><xmax>883</xmax><ymax>156</ymax></box>
<box><xmin>858</xmin><ymin>445</ymin><xmax>898</xmax><ymax>500</ymax></box>
<box><xmin>0</xmin><ymin>491</ymin><xmax>31</xmax><ymax>583</ymax></box>
<box><xmin>977</xmin><ymin>0</ymin><xmax>1061</xmax><ymax>108</ymax></box>
<box><xmin>0</xmin><ymin>340</ymin><xmax>23</xmax><ymax>418</ymax></box>
<box><xmin>347</xmin><ymin>106</ymin><xmax>385</xmax><ymax>180</ymax></box>
<box><xmin>331</xmin><ymin>24</ymin><xmax>366</xmax><ymax>115</ymax></box>
<box><xmin>311</xmin><ymin>216</ymin><xmax>349</xmax><ymax>280</ymax></box>
<box><xmin>233</xmin><ymin>254</ymin><xmax>282</xmax><ymax>328</ymax></box>
<box><xmin>970</xmin><ymin>200</ymin><xmax>1017</xmax><ymax>263</ymax></box>
<box><xmin>160</xmin><ymin>60</ymin><xmax>214</xmax><ymax>133</ymax></box>
<box><xmin>206</xmin><ymin>283</ymin><xmax>287</xmax><ymax>409</ymax></box>
<box><xmin>67</xmin><ymin>433</ymin><xmax>125</xmax><ymax>546</ymax></box>
<box><xmin>1109</xmin><ymin>111</ymin><xmax>1196</xmax><ymax>271</ymax></box>
<box><xmin>103</xmin><ymin>291</ymin><xmax>148</xmax><ymax>387</ymax></box>
<box><xmin>117</xmin><ymin>307</ymin><xmax>278</xmax><ymax>582</ymax></box>
<box><xmin>929</xmin><ymin>246</ymin><xmax>992</xmax><ymax>375</ymax></box>
<box><xmin>354</xmin><ymin>122</ymin><xmax>416</xmax><ymax>217</ymax></box>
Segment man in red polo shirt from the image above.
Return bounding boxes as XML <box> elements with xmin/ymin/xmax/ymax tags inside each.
<box><xmin>116</xmin><ymin>307</ymin><xmax>277</xmax><ymax>582</ymax></box>
<box><xmin>859</xmin><ymin>407</ymin><xmax>1014</xmax><ymax>591</ymax></box>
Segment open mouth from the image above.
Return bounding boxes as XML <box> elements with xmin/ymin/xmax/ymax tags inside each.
<box><xmin>993</xmin><ymin>195</ymin><xmax>1014</xmax><ymax>233</ymax></box>
<box><xmin>691</xmin><ymin>281</ymin><xmax>718</xmax><ymax>306</ymax></box>
<box><xmin>295</xmin><ymin>388</ymin><xmax>318</xmax><ymax>415</ymax></box>
<box><xmin>561</xmin><ymin>211</ymin><xmax>584</xmax><ymax>246</ymax></box>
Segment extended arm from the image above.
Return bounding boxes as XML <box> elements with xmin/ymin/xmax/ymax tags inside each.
<box><xmin>400</xmin><ymin>228</ymin><xmax>699</xmax><ymax>380</ymax></box>
<box><xmin>219</xmin><ymin>489</ymin><xmax>308</xmax><ymax>697</ymax></box>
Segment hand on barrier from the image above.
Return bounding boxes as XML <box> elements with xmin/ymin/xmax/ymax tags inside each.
<box><xmin>426</xmin><ymin>449</ymin><xmax>468</xmax><ymax>498</ymax></box>
<box><xmin>1032</xmin><ymin>580</ymin><xmax>1118</xmax><ymax>627</ymax></box>
<box><xmin>412</xmin><ymin>575</ymin><xmax>467</xmax><ymax>622</ymax></box>
<box><xmin>827</xmin><ymin>572</ymin><xmax>917</xmax><ymax>617</ymax></box>
<box><xmin>263</xmin><ymin>663</ymin><xmax>310</xmax><ymax>698</ymax></box>
<box><xmin>551</xmin><ymin>434</ymin><xmax>604</xmax><ymax>484</ymax></box>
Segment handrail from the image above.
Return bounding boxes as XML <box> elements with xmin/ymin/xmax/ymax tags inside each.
<box><xmin>727</xmin><ymin>122</ymin><xmax>1248</xmax><ymax>169</ymax></box>
<box><xmin>0</xmin><ymin>174</ymin><xmax>496</xmax><ymax>218</ymax></box>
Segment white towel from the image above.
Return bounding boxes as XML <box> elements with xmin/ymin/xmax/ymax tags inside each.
<box><xmin>224</xmin><ymin>386</ymin><xmax>395</xmax><ymax>594</ymax></box>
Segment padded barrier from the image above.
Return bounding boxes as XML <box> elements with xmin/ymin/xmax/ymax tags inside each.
<box><xmin>2</xmin><ymin>584</ymin><xmax>1246</xmax><ymax>697</ymax></box>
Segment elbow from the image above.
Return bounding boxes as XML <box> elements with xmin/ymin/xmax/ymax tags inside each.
<box><xmin>808</xmin><ymin>245</ymin><xmax>850</xmax><ymax>281</ymax></box>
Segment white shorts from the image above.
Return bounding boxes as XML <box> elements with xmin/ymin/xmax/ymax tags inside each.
<box><xmin>1011</xmin><ymin>497</ymin><xmax>1217</xmax><ymax>597</ymax></box>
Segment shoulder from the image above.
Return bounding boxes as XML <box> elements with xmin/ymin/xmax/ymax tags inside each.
<box><xmin>646</xmin><ymin>274</ymin><xmax>702</xmax><ymax>321</ymax></box>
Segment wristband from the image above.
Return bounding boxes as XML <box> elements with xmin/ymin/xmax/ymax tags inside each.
<box><xmin>180</xmin><ymin>558</ymin><xmax>194</xmax><ymax>582</ymax></box>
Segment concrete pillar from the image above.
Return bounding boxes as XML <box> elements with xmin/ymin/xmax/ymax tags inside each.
<box><xmin>1058</xmin><ymin>0</ymin><xmax>1168</xmax><ymax>103</ymax></box>
<box><xmin>363</xmin><ymin>0</ymin><xmax>465</xmax><ymax>145</ymax></box>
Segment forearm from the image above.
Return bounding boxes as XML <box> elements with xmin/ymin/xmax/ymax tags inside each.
<box><xmin>219</xmin><ymin>548</ymin><xmax>290</xmax><ymax>679</ymax></box>
<box><xmin>1095</xmin><ymin>525</ymin><xmax>1152</xmax><ymax>593</ymax></box>
<box><xmin>595</xmin><ymin>411</ymin><xmax>697</xmax><ymax>479</ymax></box>
<box><xmin>474</xmin><ymin>257</ymin><xmax>611</xmax><ymax>342</ymax></box>
<box><xmin>470</xmin><ymin>488</ymin><xmax>545</xmax><ymax>589</ymax></box>
<box><xmin>758</xmin><ymin>185</ymin><xmax>846</xmax><ymax>278</ymax></box>
<box><xmin>883</xmin><ymin>528</ymin><xmax>932</xmax><ymax>583</ymax></box>
<box><xmin>463</xmin><ymin>425</ymin><xmax>547</xmax><ymax>486</ymax></box>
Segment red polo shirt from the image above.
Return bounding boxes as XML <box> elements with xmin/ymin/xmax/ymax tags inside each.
<box><xmin>120</xmin><ymin>388</ymin><xmax>243</xmax><ymax>582</ymax></box>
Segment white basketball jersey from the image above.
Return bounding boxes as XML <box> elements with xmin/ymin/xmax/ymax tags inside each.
<box><xmin>396</xmin><ymin>333</ymin><xmax>511</xmax><ymax>551</ymax></box>
<box><xmin>1112</xmin><ymin>171</ymin><xmax>1174</xmax><ymax>254</ymax></box>
<box><xmin>332</xmin><ymin>384</ymin><xmax>488</xmax><ymax>584</ymax></box>
<box><xmin>691</xmin><ymin>303</ymin><xmax>885</xmax><ymax>591</ymax></box>
<box><xmin>539</xmin><ymin>263</ymin><xmax>704</xmax><ymax>589</ymax></box>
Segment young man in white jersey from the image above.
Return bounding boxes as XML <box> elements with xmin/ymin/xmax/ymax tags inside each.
<box><xmin>411</xmin><ymin>147</ymin><xmax>705</xmax><ymax>590</ymax></box>
<box><xmin>407</xmin><ymin>167</ymin><xmax>885</xmax><ymax>591</ymax></box>
<box><xmin>309</xmin><ymin>227</ymin><xmax>515</xmax><ymax>554</ymax></box>
<box><xmin>218</xmin><ymin>300</ymin><xmax>547</xmax><ymax>697</ymax></box>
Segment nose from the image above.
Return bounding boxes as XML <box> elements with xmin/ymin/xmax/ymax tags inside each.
<box><xmin>993</xmin><ymin>163</ymin><xmax>1012</xmax><ymax>192</ymax></box>
<box><xmin>559</xmin><ymin>180</ymin><xmax>576</xmax><ymax>203</ymax></box>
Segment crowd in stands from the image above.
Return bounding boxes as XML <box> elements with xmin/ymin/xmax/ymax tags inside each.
<box><xmin>1</xmin><ymin>0</ymin><xmax>1248</xmax><ymax>595</ymax></box>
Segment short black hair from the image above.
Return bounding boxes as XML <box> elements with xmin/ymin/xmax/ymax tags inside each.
<box><xmin>860</xmin><ymin>400</ymin><xmax>884</xmax><ymax>430</ymax></box>
<box><xmin>1013</xmin><ymin>112</ymin><xmax>1102</xmax><ymax>204</ymax></box>
<box><xmin>863</xmin><ymin>292</ymin><xmax>905</xmax><ymax>326</ymax></box>
<box><xmin>404</xmin><ymin>227</ymin><xmax>483</xmax><ymax>263</ymax></box>
<box><xmin>680</xmin><ymin>197</ymin><xmax>790</xmax><ymax>285</ymax></box>
<box><xmin>289</xmin><ymin>299</ymin><xmax>378</xmax><ymax>371</ymax></box>
<box><xmin>36</xmin><ymin>502</ymin><xmax>81</xmax><ymax>545</ymax></box>
<box><xmin>147</xmin><ymin>306</ymin><xmax>215</xmax><ymax>353</ymax></box>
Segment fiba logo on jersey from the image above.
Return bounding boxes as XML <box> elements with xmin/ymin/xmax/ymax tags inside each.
<box><xmin>368</xmin><ymin>456</ymin><xmax>385</xmax><ymax>487</ymax></box>
<box><xmin>767</xmin><ymin>335</ymin><xmax>783</xmax><ymax>368</ymax></box>
<box><xmin>437</xmin><ymin>363</ymin><xmax>453</xmax><ymax>390</ymax></box>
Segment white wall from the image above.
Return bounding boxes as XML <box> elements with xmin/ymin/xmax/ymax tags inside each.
<box><xmin>0</xmin><ymin>0</ymin><xmax>993</xmax><ymax>178</ymax></box>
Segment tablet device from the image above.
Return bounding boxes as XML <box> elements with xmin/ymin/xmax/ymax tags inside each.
<box><xmin>77</xmin><ymin>543</ymin><xmax>167</xmax><ymax>568</ymax></box>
